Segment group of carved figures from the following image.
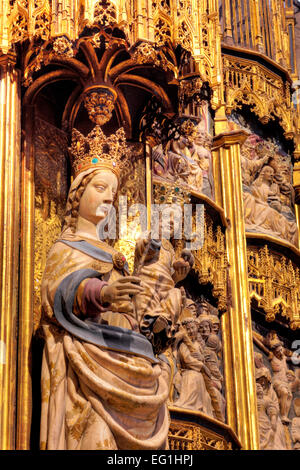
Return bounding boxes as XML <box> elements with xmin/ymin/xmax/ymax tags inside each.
<box><xmin>254</xmin><ymin>332</ymin><xmax>300</xmax><ymax>450</ymax></box>
<box><xmin>164</xmin><ymin>298</ymin><xmax>225</xmax><ymax>423</ymax></box>
<box><xmin>152</xmin><ymin>121</ymin><xmax>298</xmax><ymax>246</ymax></box>
<box><xmin>152</xmin><ymin>120</ymin><xmax>214</xmax><ymax>200</ymax></box>
<box><xmin>241</xmin><ymin>134</ymin><xmax>298</xmax><ymax>246</ymax></box>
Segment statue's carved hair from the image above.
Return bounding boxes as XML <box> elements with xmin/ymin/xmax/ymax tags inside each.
<box><xmin>181</xmin><ymin>317</ymin><xmax>196</xmax><ymax>326</ymax></box>
<box><xmin>66</xmin><ymin>172</ymin><xmax>95</xmax><ymax>233</ymax></box>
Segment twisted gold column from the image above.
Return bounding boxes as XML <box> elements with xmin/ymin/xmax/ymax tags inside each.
<box><xmin>0</xmin><ymin>54</ymin><xmax>21</xmax><ymax>450</ymax></box>
<box><xmin>213</xmin><ymin>130</ymin><xmax>260</xmax><ymax>450</ymax></box>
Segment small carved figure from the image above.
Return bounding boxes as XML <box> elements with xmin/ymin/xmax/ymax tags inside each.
<box><xmin>241</xmin><ymin>134</ymin><xmax>298</xmax><ymax>245</ymax></box>
<box><xmin>269</xmin><ymin>340</ymin><xmax>293</xmax><ymax>424</ymax></box>
<box><xmin>197</xmin><ymin>314</ymin><xmax>225</xmax><ymax>422</ymax></box>
<box><xmin>255</xmin><ymin>366</ymin><xmax>287</xmax><ymax>449</ymax></box>
<box><xmin>204</xmin><ymin>333</ymin><xmax>226</xmax><ymax>422</ymax></box>
<box><xmin>133</xmin><ymin>228</ymin><xmax>194</xmax><ymax>354</ymax></box>
<box><xmin>152</xmin><ymin>120</ymin><xmax>214</xmax><ymax>199</ymax></box>
<box><xmin>174</xmin><ymin>317</ymin><xmax>213</xmax><ymax>415</ymax></box>
<box><xmin>240</xmin><ymin>134</ymin><xmax>269</xmax><ymax>189</ymax></box>
<box><xmin>256</xmin><ymin>383</ymin><xmax>278</xmax><ymax>450</ymax></box>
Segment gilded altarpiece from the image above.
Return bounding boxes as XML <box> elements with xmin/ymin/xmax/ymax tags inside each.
<box><xmin>0</xmin><ymin>0</ymin><xmax>299</xmax><ymax>452</ymax></box>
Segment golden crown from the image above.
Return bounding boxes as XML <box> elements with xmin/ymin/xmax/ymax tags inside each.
<box><xmin>70</xmin><ymin>125</ymin><xmax>130</xmax><ymax>178</ymax></box>
<box><xmin>180</xmin><ymin>119</ymin><xmax>197</xmax><ymax>137</ymax></box>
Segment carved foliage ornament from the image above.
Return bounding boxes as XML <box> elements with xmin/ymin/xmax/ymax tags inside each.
<box><xmin>83</xmin><ymin>87</ymin><xmax>117</xmax><ymax>126</ymax></box>
<box><xmin>7</xmin><ymin>0</ymin><xmax>51</xmax><ymax>43</ymax></box>
<box><xmin>131</xmin><ymin>42</ymin><xmax>174</xmax><ymax>72</ymax></box>
<box><xmin>52</xmin><ymin>36</ymin><xmax>74</xmax><ymax>57</ymax></box>
<box><xmin>168</xmin><ymin>421</ymin><xmax>233</xmax><ymax>450</ymax></box>
<box><xmin>223</xmin><ymin>56</ymin><xmax>295</xmax><ymax>138</ymax></box>
<box><xmin>193</xmin><ymin>214</ymin><xmax>229</xmax><ymax>313</ymax></box>
<box><xmin>93</xmin><ymin>0</ymin><xmax>117</xmax><ymax>27</ymax></box>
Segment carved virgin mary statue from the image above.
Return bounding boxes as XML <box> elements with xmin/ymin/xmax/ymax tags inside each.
<box><xmin>40</xmin><ymin>124</ymin><xmax>186</xmax><ymax>450</ymax></box>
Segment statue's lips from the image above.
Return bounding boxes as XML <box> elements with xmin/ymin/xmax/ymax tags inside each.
<box><xmin>96</xmin><ymin>205</ymin><xmax>112</xmax><ymax>216</ymax></box>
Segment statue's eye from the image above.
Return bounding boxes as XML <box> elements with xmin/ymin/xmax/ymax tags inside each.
<box><xmin>96</xmin><ymin>185</ymin><xmax>106</xmax><ymax>192</ymax></box>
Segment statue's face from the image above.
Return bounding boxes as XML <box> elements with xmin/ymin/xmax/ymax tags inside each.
<box><xmin>79</xmin><ymin>170</ymin><xmax>118</xmax><ymax>225</ymax></box>
<box><xmin>185</xmin><ymin>322</ymin><xmax>198</xmax><ymax>341</ymax></box>
<box><xmin>187</xmin><ymin>302</ymin><xmax>197</xmax><ymax>316</ymax></box>
<box><xmin>199</xmin><ymin>321</ymin><xmax>211</xmax><ymax>338</ymax></box>
<box><xmin>161</xmin><ymin>205</ymin><xmax>182</xmax><ymax>240</ymax></box>
<box><xmin>197</xmin><ymin>303</ymin><xmax>209</xmax><ymax>316</ymax></box>
<box><xmin>211</xmin><ymin>321</ymin><xmax>220</xmax><ymax>335</ymax></box>
<box><xmin>257</xmin><ymin>376</ymin><xmax>269</xmax><ymax>391</ymax></box>
<box><xmin>287</xmin><ymin>372</ymin><xmax>295</xmax><ymax>384</ymax></box>
<box><xmin>274</xmin><ymin>345</ymin><xmax>284</xmax><ymax>359</ymax></box>
<box><xmin>261</xmin><ymin>167</ymin><xmax>274</xmax><ymax>184</ymax></box>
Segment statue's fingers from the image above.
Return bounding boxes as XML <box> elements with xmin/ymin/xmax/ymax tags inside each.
<box><xmin>115</xmin><ymin>294</ymin><xmax>131</xmax><ymax>301</ymax></box>
<box><xmin>117</xmin><ymin>283</ymin><xmax>144</xmax><ymax>292</ymax></box>
<box><xmin>118</xmin><ymin>276</ymin><xmax>141</xmax><ymax>284</ymax></box>
<box><xmin>126</xmin><ymin>287</ymin><xmax>145</xmax><ymax>295</ymax></box>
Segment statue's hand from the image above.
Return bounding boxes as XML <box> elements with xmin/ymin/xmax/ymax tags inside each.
<box><xmin>172</xmin><ymin>259</ymin><xmax>191</xmax><ymax>283</ymax></box>
<box><xmin>100</xmin><ymin>276</ymin><xmax>144</xmax><ymax>304</ymax></box>
<box><xmin>135</xmin><ymin>232</ymin><xmax>160</xmax><ymax>262</ymax></box>
<box><xmin>191</xmin><ymin>351</ymin><xmax>203</xmax><ymax>362</ymax></box>
<box><xmin>180</xmin><ymin>249</ymin><xmax>194</xmax><ymax>267</ymax></box>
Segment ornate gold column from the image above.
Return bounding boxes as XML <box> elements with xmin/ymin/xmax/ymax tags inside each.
<box><xmin>0</xmin><ymin>53</ymin><xmax>21</xmax><ymax>450</ymax></box>
<box><xmin>16</xmin><ymin>104</ymin><xmax>36</xmax><ymax>449</ymax></box>
<box><xmin>213</xmin><ymin>130</ymin><xmax>260</xmax><ymax>450</ymax></box>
